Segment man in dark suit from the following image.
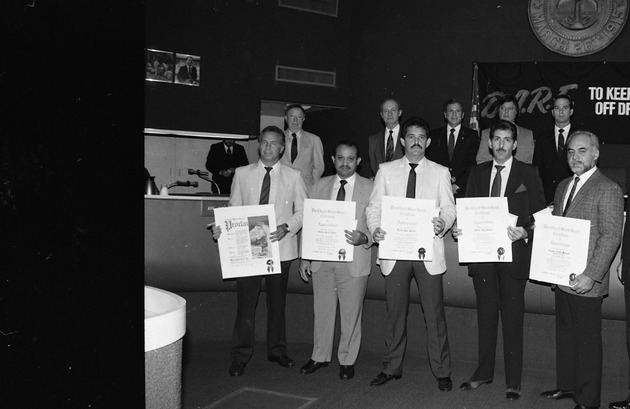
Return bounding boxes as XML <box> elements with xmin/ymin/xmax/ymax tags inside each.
<box><xmin>427</xmin><ymin>98</ymin><xmax>480</xmax><ymax>198</ymax></box>
<box><xmin>176</xmin><ymin>56</ymin><xmax>198</xmax><ymax>83</ymax></box>
<box><xmin>205</xmin><ymin>139</ymin><xmax>249</xmax><ymax>194</ymax></box>
<box><xmin>533</xmin><ymin>94</ymin><xmax>574</xmax><ymax>205</ymax></box>
<box><xmin>368</xmin><ymin>98</ymin><xmax>405</xmax><ymax>177</ymax></box>
<box><xmin>298</xmin><ymin>141</ymin><xmax>374</xmax><ymax>381</ymax></box>
<box><xmin>454</xmin><ymin>120</ymin><xmax>546</xmax><ymax>401</ymax></box>
<box><xmin>541</xmin><ymin>130</ymin><xmax>624</xmax><ymax>409</ymax></box>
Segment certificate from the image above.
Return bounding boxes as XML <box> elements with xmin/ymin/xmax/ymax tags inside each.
<box><xmin>301</xmin><ymin>198</ymin><xmax>357</xmax><ymax>262</ymax></box>
<box><xmin>456</xmin><ymin>197</ymin><xmax>515</xmax><ymax>263</ymax></box>
<box><xmin>529</xmin><ymin>214</ymin><xmax>590</xmax><ymax>286</ymax></box>
<box><xmin>378</xmin><ymin>196</ymin><xmax>436</xmax><ymax>261</ymax></box>
<box><xmin>213</xmin><ymin>204</ymin><xmax>281</xmax><ymax>279</ymax></box>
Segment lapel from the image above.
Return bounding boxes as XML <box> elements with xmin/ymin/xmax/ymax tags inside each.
<box><xmin>478</xmin><ymin>162</ymin><xmax>492</xmax><ymax>196</ymax></box>
<box><xmin>564</xmin><ymin>169</ymin><xmax>601</xmax><ymax>217</ymax></box>
<box><xmin>324</xmin><ymin>176</ymin><xmax>336</xmax><ymax>200</ymax></box>
<box><xmin>504</xmin><ymin>160</ymin><xmax>521</xmax><ymax>196</ymax></box>
<box><xmin>377</xmin><ymin>130</ymin><xmax>386</xmax><ymax>162</ymax></box>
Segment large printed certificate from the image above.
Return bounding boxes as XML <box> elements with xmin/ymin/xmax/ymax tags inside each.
<box><xmin>529</xmin><ymin>214</ymin><xmax>590</xmax><ymax>286</ymax></box>
<box><xmin>456</xmin><ymin>197</ymin><xmax>515</xmax><ymax>263</ymax></box>
<box><xmin>378</xmin><ymin>196</ymin><xmax>436</xmax><ymax>261</ymax></box>
<box><xmin>301</xmin><ymin>198</ymin><xmax>357</xmax><ymax>262</ymax></box>
<box><xmin>213</xmin><ymin>204</ymin><xmax>281</xmax><ymax>279</ymax></box>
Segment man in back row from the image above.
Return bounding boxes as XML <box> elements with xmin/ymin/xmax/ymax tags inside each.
<box><xmin>368</xmin><ymin>98</ymin><xmax>405</xmax><ymax>178</ymax></box>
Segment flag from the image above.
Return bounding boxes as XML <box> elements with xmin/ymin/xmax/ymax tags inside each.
<box><xmin>469</xmin><ymin>62</ymin><xmax>479</xmax><ymax>132</ymax></box>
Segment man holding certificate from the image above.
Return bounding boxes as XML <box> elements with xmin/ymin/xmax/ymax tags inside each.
<box><xmin>210</xmin><ymin>125</ymin><xmax>307</xmax><ymax>377</ymax></box>
<box><xmin>540</xmin><ymin>130</ymin><xmax>623</xmax><ymax>409</ymax></box>
<box><xmin>298</xmin><ymin>141</ymin><xmax>374</xmax><ymax>381</ymax></box>
<box><xmin>366</xmin><ymin>116</ymin><xmax>456</xmax><ymax>392</ymax></box>
<box><xmin>453</xmin><ymin>120</ymin><xmax>546</xmax><ymax>401</ymax></box>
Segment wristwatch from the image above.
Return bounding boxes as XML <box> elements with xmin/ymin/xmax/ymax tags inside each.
<box><xmin>283</xmin><ymin>223</ymin><xmax>290</xmax><ymax>232</ymax></box>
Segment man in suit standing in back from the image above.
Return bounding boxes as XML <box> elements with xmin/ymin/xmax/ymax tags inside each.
<box><xmin>298</xmin><ymin>140</ymin><xmax>374</xmax><ymax>381</ymax></box>
<box><xmin>205</xmin><ymin>139</ymin><xmax>249</xmax><ymax>194</ymax></box>
<box><xmin>368</xmin><ymin>98</ymin><xmax>406</xmax><ymax>178</ymax></box>
<box><xmin>541</xmin><ymin>130</ymin><xmax>624</xmax><ymax>409</ymax></box>
<box><xmin>427</xmin><ymin>98</ymin><xmax>480</xmax><ymax>198</ymax></box>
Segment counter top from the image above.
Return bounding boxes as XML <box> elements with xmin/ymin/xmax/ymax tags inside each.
<box><xmin>145</xmin><ymin>194</ymin><xmax>230</xmax><ymax>201</ymax></box>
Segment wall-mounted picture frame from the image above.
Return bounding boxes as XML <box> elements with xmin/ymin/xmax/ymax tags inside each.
<box><xmin>175</xmin><ymin>53</ymin><xmax>201</xmax><ymax>86</ymax></box>
<box><xmin>145</xmin><ymin>49</ymin><xmax>174</xmax><ymax>83</ymax></box>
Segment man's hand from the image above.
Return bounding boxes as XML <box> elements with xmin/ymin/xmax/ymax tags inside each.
<box><xmin>270</xmin><ymin>224</ymin><xmax>289</xmax><ymax>242</ymax></box>
<box><xmin>208</xmin><ymin>224</ymin><xmax>222</xmax><ymax>241</ymax></box>
<box><xmin>451</xmin><ymin>226</ymin><xmax>462</xmax><ymax>238</ymax></box>
<box><xmin>432</xmin><ymin>217</ymin><xmax>446</xmax><ymax>235</ymax></box>
<box><xmin>373</xmin><ymin>227</ymin><xmax>386</xmax><ymax>243</ymax></box>
<box><xmin>451</xmin><ymin>183</ymin><xmax>460</xmax><ymax>195</ymax></box>
<box><xmin>345</xmin><ymin>229</ymin><xmax>368</xmax><ymax>246</ymax></box>
<box><xmin>507</xmin><ymin>226</ymin><xmax>528</xmax><ymax>242</ymax></box>
<box><xmin>299</xmin><ymin>260</ymin><xmax>312</xmax><ymax>282</ymax></box>
<box><xmin>569</xmin><ymin>273</ymin><xmax>596</xmax><ymax>295</ymax></box>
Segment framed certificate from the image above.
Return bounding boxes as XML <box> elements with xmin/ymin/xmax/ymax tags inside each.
<box><xmin>301</xmin><ymin>198</ymin><xmax>357</xmax><ymax>262</ymax></box>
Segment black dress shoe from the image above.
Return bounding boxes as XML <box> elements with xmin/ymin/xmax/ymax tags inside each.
<box><xmin>610</xmin><ymin>401</ymin><xmax>630</xmax><ymax>409</ymax></box>
<box><xmin>541</xmin><ymin>389</ymin><xmax>575</xmax><ymax>400</ymax></box>
<box><xmin>506</xmin><ymin>386</ymin><xmax>521</xmax><ymax>400</ymax></box>
<box><xmin>438</xmin><ymin>377</ymin><xmax>453</xmax><ymax>392</ymax></box>
<box><xmin>229</xmin><ymin>361</ymin><xmax>245</xmax><ymax>376</ymax></box>
<box><xmin>369</xmin><ymin>372</ymin><xmax>401</xmax><ymax>386</ymax></box>
<box><xmin>299</xmin><ymin>359</ymin><xmax>328</xmax><ymax>375</ymax></box>
<box><xmin>460</xmin><ymin>379</ymin><xmax>493</xmax><ymax>391</ymax></box>
<box><xmin>339</xmin><ymin>365</ymin><xmax>354</xmax><ymax>380</ymax></box>
<box><xmin>268</xmin><ymin>355</ymin><xmax>295</xmax><ymax>367</ymax></box>
<box><xmin>574</xmin><ymin>405</ymin><xmax>600</xmax><ymax>409</ymax></box>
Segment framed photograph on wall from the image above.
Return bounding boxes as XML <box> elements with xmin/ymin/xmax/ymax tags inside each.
<box><xmin>174</xmin><ymin>53</ymin><xmax>201</xmax><ymax>86</ymax></box>
<box><xmin>145</xmin><ymin>49</ymin><xmax>174</xmax><ymax>83</ymax></box>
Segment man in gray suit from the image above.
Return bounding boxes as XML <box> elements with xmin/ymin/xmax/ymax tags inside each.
<box><xmin>298</xmin><ymin>141</ymin><xmax>374</xmax><ymax>381</ymax></box>
<box><xmin>540</xmin><ymin>130</ymin><xmax>624</xmax><ymax>409</ymax></box>
<box><xmin>368</xmin><ymin>98</ymin><xmax>406</xmax><ymax>177</ymax></box>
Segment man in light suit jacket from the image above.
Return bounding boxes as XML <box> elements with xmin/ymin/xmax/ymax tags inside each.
<box><xmin>427</xmin><ymin>98</ymin><xmax>480</xmax><ymax>198</ymax></box>
<box><xmin>476</xmin><ymin>94</ymin><xmax>534</xmax><ymax>165</ymax></box>
<box><xmin>368</xmin><ymin>98</ymin><xmax>406</xmax><ymax>177</ymax></box>
<box><xmin>454</xmin><ymin>120</ymin><xmax>546</xmax><ymax>401</ymax></box>
<box><xmin>298</xmin><ymin>141</ymin><xmax>374</xmax><ymax>381</ymax></box>
<box><xmin>280</xmin><ymin>104</ymin><xmax>324</xmax><ymax>195</ymax></box>
<box><xmin>211</xmin><ymin>125</ymin><xmax>307</xmax><ymax>377</ymax></box>
<box><xmin>541</xmin><ymin>130</ymin><xmax>624</xmax><ymax>409</ymax></box>
<box><xmin>366</xmin><ymin>116</ymin><xmax>456</xmax><ymax>391</ymax></box>
<box><xmin>205</xmin><ymin>139</ymin><xmax>249</xmax><ymax>194</ymax></box>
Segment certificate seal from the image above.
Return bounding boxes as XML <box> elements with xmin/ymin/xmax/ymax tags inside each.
<box><xmin>528</xmin><ymin>0</ymin><xmax>628</xmax><ymax>56</ymax></box>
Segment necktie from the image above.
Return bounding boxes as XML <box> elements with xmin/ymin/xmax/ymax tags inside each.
<box><xmin>259</xmin><ymin>167</ymin><xmax>272</xmax><ymax>205</ymax></box>
<box><xmin>406</xmin><ymin>163</ymin><xmax>418</xmax><ymax>198</ymax></box>
<box><xmin>563</xmin><ymin>176</ymin><xmax>580</xmax><ymax>216</ymax></box>
<box><xmin>557</xmin><ymin>128</ymin><xmax>565</xmax><ymax>157</ymax></box>
<box><xmin>490</xmin><ymin>165</ymin><xmax>504</xmax><ymax>197</ymax></box>
<box><xmin>448</xmin><ymin>128</ymin><xmax>455</xmax><ymax>161</ymax></box>
<box><xmin>291</xmin><ymin>133</ymin><xmax>298</xmax><ymax>163</ymax></box>
<box><xmin>227</xmin><ymin>146</ymin><xmax>232</xmax><ymax>155</ymax></box>
<box><xmin>336</xmin><ymin>180</ymin><xmax>347</xmax><ymax>201</ymax></box>
<box><xmin>385</xmin><ymin>130</ymin><xmax>394</xmax><ymax>162</ymax></box>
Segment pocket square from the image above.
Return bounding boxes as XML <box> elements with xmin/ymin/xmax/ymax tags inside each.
<box><xmin>515</xmin><ymin>184</ymin><xmax>527</xmax><ymax>193</ymax></box>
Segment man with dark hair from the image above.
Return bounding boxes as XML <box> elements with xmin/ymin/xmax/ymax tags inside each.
<box><xmin>205</xmin><ymin>139</ymin><xmax>249</xmax><ymax>194</ymax></box>
<box><xmin>177</xmin><ymin>56</ymin><xmax>198</xmax><ymax>83</ymax></box>
<box><xmin>368</xmin><ymin>98</ymin><xmax>406</xmax><ymax>177</ymax></box>
<box><xmin>427</xmin><ymin>99</ymin><xmax>480</xmax><ymax>198</ymax></box>
<box><xmin>366</xmin><ymin>116</ymin><xmax>455</xmax><ymax>391</ymax></box>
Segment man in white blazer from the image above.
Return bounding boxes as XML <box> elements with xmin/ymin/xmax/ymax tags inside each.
<box><xmin>366</xmin><ymin>116</ymin><xmax>456</xmax><ymax>391</ymax></box>
<box><xmin>298</xmin><ymin>141</ymin><xmax>374</xmax><ymax>381</ymax></box>
<box><xmin>211</xmin><ymin>125</ymin><xmax>307</xmax><ymax>377</ymax></box>
<box><xmin>280</xmin><ymin>104</ymin><xmax>325</xmax><ymax>195</ymax></box>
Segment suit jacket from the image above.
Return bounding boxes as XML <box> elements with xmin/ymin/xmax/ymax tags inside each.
<box><xmin>553</xmin><ymin>169</ymin><xmax>624</xmax><ymax>297</ymax></box>
<box><xmin>177</xmin><ymin>65</ymin><xmax>197</xmax><ymax>82</ymax></box>
<box><xmin>427</xmin><ymin>125</ymin><xmax>480</xmax><ymax>198</ymax></box>
<box><xmin>533</xmin><ymin>129</ymin><xmax>572</xmax><ymax>205</ymax></box>
<box><xmin>465</xmin><ymin>159</ymin><xmax>546</xmax><ymax>279</ymax></box>
<box><xmin>366</xmin><ymin>156</ymin><xmax>456</xmax><ymax>275</ymax></box>
<box><xmin>307</xmin><ymin>175</ymin><xmax>374</xmax><ymax>277</ymax></box>
<box><xmin>205</xmin><ymin>142</ymin><xmax>249</xmax><ymax>194</ymax></box>
<box><xmin>368</xmin><ymin>129</ymin><xmax>405</xmax><ymax>177</ymax></box>
<box><xmin>280</xmin><ymin>130</ymin><xmax>324</xmax><ymax>194</ymax></box>
<box><xmin>230</xmin><ymin>161</ymin><xmax>307</xmax><ymax>261</ymax></box>
<box><xmin>476</xmin><ymin>126</ymin><xmax>535</xmax><ymax>165</ymax></box>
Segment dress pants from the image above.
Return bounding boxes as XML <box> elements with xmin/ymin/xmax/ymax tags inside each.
<box><xmin>311</xmin><ymin>262</ymin><xmax>369</xmax><ymax>365</ymax></box>
<box><xmin>470</xmin><ymin>264</ymin><xmax>527</xmax><ymax>387</ymax></box>
<box><xmin>555</xmin><ymin>289</ymin><xmax>603</xmax><ymax>408</ymax></box>
<box><xmin>230</xmin><ymin>260</ymin><xmax>292</xmax><ymax>363</ymax></box>
<box><xmin>382</xmin><ymin>260</ymin><xmax>451</xmax><ymax>377</ymax></box>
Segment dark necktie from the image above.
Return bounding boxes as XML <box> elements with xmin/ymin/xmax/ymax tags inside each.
<box><xmin>227</xmin><ymin>146</ymin><xmax>232</xmax><ymax>155</ymax></box>
<box><xmin>490</xmin><ymin>165</ymin><xmax>504</xmax><ymax>197</ymax></box>
<box><xmin>448</xmin><ymin>128</ymin><xmax>455</xmax><ymax>161</ymax></box>
<box><xmin>259</xmin><ymin>167</ymin><xmax>272</xmax><ymax>205</ymax></box>
<box><xmin>291</xmin><ymin>133</ymin><xmax>298</xmax><ymax>163</ymax></box>
<box><xmin>406</xmin><ymin>163</ymin><xmax>418</xmax><ymax>198</ymax></box>
<box><xmin>557</xmin><ymin>128</ymin><xmax>565</xmax><ymax>157</ymax></box>
<box><xmin>563</xmin><ymin>176</ymin><xmax>580</xmax><ymax>216</ymax></box>
<box><xmin>336</xmin><ymin>179</ymin><xmax>347</xmax><ymax>201</ymax></box>
<box><xmin>385</xmin><ymin>130</ymin><xmax>394</xmax><ymax>162</ymax></box>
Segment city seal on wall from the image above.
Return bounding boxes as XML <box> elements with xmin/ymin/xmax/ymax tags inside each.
<box><xmin>528</xmin><ymin>0</ymin><xmax>628</xmax><ymax>56</ymax></box>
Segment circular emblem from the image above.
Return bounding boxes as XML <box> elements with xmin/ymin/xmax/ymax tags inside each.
<box><xmin>528</xmin><ymin>0</ymin><xmax>628</xmax><ymax>56</ymax></box>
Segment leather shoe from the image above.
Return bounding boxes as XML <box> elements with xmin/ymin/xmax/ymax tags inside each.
<box><xmin>229</xmin><ymin>361</ymin><xmax>245</xmax><ymax>376</ymax></box>
<box><xmin>438</xmin><ymin>377</ymin><xmax>453</xmax><ymax>392</ymax></box>
<box><xmin>268</xmin><ymin>354</ymin><xmax>295</xmax><ymax>367</ymax></box>
<box><xmin>339</xmin><ymin>365</ymin><xmax>354</xmax><ymax>380</ymax></box>
<box><xmin>574</xmin><ymin>405</ymin><xmax>600</xmax><ymax>409</ymax></box>
<box><xmin>299</xmin><ymin>359</ymin><xmax>328</xmax><ymax>375</ymax></box>
<box><xmin>506</xmin><ymin>386</ymin><xmax>521</xmax><ymax>400</ymax></box>
<box><xmin>370</xmin><ymin>372</ymin><xmax>401</xmax><ymax>386</ymax></box>
<box><xmin>460</xmin><ymin>379</ymin><xmax>493</xmax><ymax>391</ymax></box>
<box><xmin>610</xmin><ymin>401</ymin><xmax>630</xmax><ymax>409</ymax></box>
<box><xmin>541</xmin><ymin>389</ymin><xmax>575</xmax><ymax>400</ymax></box>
